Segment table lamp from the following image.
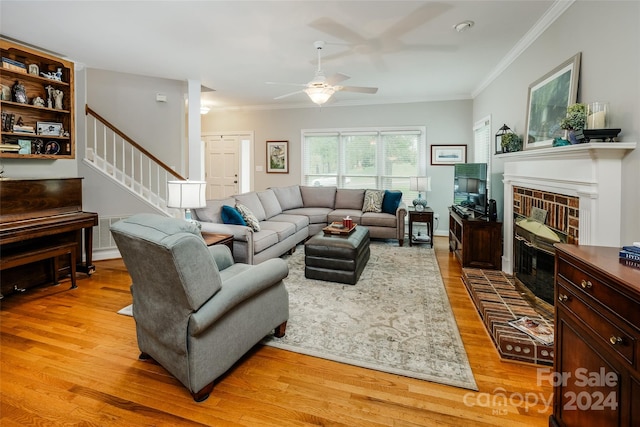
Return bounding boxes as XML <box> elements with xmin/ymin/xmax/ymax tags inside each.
<box><xmin>410</xmin><ymin>176</ymin><xmax>431</xmax><ymax>211</ymax></box>
<box><xmin>167</xmin><ymin>180</ymin><xmax>207</xmax><ymax>224</ymax></box>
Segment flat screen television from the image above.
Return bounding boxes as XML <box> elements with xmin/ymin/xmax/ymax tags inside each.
<box><xmin>453</xmin><ymin>163</ymin><xmax>488</xmax><ymax>217</ymax></box>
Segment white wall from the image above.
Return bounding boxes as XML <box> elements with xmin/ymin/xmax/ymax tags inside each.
<box><xmin>202</xmin><ymin>100</ymin><xmax>474</xmax><ymax>235</ymax></box>
<box><xmin>474</xmin><ymin>1</ymin><xmax>639</xmax><ymax>242</ymax></box>
<box><xmin>81</xmin><ymin>69</ymin><xmax>187</xmax><ymax>217</ymax></box>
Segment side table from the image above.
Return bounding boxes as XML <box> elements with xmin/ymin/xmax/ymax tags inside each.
<box><xmin>201</xmin><ymin>232</ymin><xmax>234</xmax><ymax>256</ymax></box>
<box><xmin>408</xmin><ymin>208</ymin><xmax>434</xmax><ymax>248</ymax></box>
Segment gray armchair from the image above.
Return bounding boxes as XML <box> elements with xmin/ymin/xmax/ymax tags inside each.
<box><xmin>110</xmin><ymin>213</ymin><xmax>289</xmax><ymax>402</ymax></box>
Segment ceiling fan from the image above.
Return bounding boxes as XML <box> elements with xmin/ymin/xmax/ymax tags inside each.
<box><xmin>267</xmin><ymin>41</ymin><xmax>378</xmax><ymax>105</ymax></box>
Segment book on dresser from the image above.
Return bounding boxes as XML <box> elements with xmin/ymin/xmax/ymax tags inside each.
<box><xmin>619</xmin><ymin>249</ymin><xmax>640</xmax><ymax>261</ymax></box>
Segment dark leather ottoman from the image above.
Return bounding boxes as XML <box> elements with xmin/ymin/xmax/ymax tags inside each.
<box><xmin>304</xmin><ymin>226</ymin><xmax>370</xmax><ymax>285</ymax></box>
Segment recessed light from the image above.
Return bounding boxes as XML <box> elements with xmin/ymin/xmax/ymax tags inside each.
<box><xmin>454</xmin><ymin>20</ymin><xmax>475</xmax><ymax>33</ymax></box>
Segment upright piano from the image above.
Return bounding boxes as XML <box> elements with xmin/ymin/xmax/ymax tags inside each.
<box><xmin>0</xmin><ymin>178</ymin><xmax>98</xmax><ymax>297</ymax></box>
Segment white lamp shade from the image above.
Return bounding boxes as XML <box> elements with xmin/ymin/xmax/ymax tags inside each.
<box><xmin>409</xmin><ymin>176</ymin><xmax>431</xmax><ymax>192</ymax></box>
<box><xmin>305</xmin><ymin>87</ymin><xmax>335</xmax><ymax>105</ymax></box>
<box><xmin>167</xmin><ymin>180</ymin><xmax>207</xmax><ymax>209</ymax></box>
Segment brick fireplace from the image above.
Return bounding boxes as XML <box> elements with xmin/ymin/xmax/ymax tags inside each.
<box><xmin>502</xmin><ymin>142</ymin><xmax>636</xmax><ymax>275</ymax></box>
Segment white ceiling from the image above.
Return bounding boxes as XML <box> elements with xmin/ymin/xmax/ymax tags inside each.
<box><xmin>1</xmin><ymin>1</ymin><xmax>559</xmax><ymax>110</ymax></box>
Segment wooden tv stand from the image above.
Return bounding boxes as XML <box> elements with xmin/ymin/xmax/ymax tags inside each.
<box><xmin>448</xmin><ymin>207</ymin><xmax>502</xmax><ymax>269</ymax></box>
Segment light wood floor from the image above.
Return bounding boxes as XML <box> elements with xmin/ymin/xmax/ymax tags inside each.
<box><xmin>0</xmin><ymin>237</ymin><xmax>552</xmax><ymax>426</ymax></box>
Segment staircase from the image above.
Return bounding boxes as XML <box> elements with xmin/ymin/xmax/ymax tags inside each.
<box><xmin>84</xmin><ymin>106</ymin><xmax>186</xmax><ymax>215</ymax></box>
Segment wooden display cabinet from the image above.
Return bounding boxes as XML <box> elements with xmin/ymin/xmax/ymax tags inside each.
<box><xmin>551</xmin><ymin>244</ymin><xmax>640</xmax><ymax>427</ymax></box>
<box><xmin>448</xmin><ymin>207</ymin><xmax>502</xmax><ymax>269</ymax></box>
<box><xmin>1</xmin><ymin>39</ymin><xmax>75</xmax><ymax>159</ymax></box>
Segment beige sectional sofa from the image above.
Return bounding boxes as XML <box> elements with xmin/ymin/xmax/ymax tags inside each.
<box><xmin>193</xmin><ymin>185</ymin><xmax>407</xmax><ymax>264</ymax></box>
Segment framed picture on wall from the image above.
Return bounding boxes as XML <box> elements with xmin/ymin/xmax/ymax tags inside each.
<box><xmin>266</xmin><ymin>140</ymin><xmax>288</xmax><ymax>173</ymax></box>
<box><xmin>524</xmin><ymin>52</ymin><xmax>581</xmax><ymax>150</ymax></box>
<box><xmin>431</xmin><ymin>144</ymin><xmax>467</xmax><ymax>165</ymax></box>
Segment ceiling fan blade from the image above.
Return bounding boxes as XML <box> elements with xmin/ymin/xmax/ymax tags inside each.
<box><xmin>335</xmin><ymin>85</ymin><xmax>378</xmax><ymax>94</ymax></box>
<box><xmin>381</xmin><ymin>2</ymin><xmax>452</xmax><ymax>40</ymax></box>
<box><xmin>274</xmin><ymin>89</ymin><xmax>305</xmax><ymax>100</ymax></box>
<box><xmin>309</xmin><ymin>17</ymin><xmax>367</xmax><ymax>45</ymax></box>
<box><xmin>326</xmin><ymin>73</ymin><xmax>350</xmax><ymax>86</ymax></box>
<box><xmin>266</xmin><ymin>81</ymin><xmax>307</xmax><ymax>87</ymax></box>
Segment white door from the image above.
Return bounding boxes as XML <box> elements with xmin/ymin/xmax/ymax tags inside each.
<box><xmin>204</xmin><ymin>135</ymin><xmax>239</xmax><ymax>199</ymax></box>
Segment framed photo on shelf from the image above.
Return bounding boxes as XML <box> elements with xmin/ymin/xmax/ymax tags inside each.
<box><xmin>430</xmin><ymin>144</ymin><xmax>467</xmax><ymax>166</ymax></box>
<box><xmin>37</xmin><ymin>121</ymin><xmax>63</xmax><ymax>136</ymax></box>
<box><xmin>266</xmin><ymin>140</ymin><xmax>288</xmax><ymax>173</ymax></box>
<box><xmin>524</xmin><ymin>52</ymin><xmax>581</xmax><ymax>150</ymax></box>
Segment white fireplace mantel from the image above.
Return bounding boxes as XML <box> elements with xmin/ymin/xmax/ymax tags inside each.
<box><xmin>501</xmin><ymin>142</ymin><xmax>636</xmax><ymax>274</ymax></box>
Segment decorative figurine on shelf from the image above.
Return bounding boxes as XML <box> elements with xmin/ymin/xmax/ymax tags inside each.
<box><xmin>12</xmin><ymin>80</ymin><xmax>27</xmax><ymax>103</ymax></box>
<box><xmin>53</xmin><ymin>89</ymin><xmax>63</xmax><ymax>110</ymax></box>
<box><xmin>40</xmin><ymin>68</ymin><xmax>63</xmax><ymax>81</ymax></box>
<box><xmin>45</xmin><ymin>85</ymin><xmax>54</xmax><ymax>108</ymax></box>
<box><xmin>32</xmin><ymin>96</ymin><xmax>45</xmax><ymax>107</ymax></box>
<box><xmin>28</xmin><ymin>63</ymin><xmax>39</xmax><ymax>76</ymax></box>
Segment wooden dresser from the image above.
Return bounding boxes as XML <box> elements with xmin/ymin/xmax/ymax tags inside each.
<box><xmin>551</xmin><ymin>244</ymin><xmax>640</xmax><ymax>427</ymax></box>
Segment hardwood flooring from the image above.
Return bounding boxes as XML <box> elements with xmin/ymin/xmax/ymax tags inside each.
<box><xmin>0</xmin><ymin>237</ymin><xmax>552</xmax><ymax>426</ymax></box>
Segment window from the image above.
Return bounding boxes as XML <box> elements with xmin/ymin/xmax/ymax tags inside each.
<box><xmin>473</xmin><ymin>116</ymin><xmax>491</xmax><ymax>198</ymax></box>
<box><xmin>302</xmin><ymin>127</ymin><xmax>426</xmax><ymax>204</ymax></box>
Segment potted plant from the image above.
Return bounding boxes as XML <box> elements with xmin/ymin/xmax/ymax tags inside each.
<box><xmin>560</xmin><ymin>103</ymin><xmax>587</xmax><ymax>144</ymax></box>
<box><xmin>501</xmin><ymin>133</ymin><xmax>523</xmax><ymax>152</ymax></box>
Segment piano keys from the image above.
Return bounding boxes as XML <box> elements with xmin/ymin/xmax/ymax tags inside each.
<box><xmin>0</xmin><ymin>177</ymin><xmax>98</xmax><ymax>297</ymax></box>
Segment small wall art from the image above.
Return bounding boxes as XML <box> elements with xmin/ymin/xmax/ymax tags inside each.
<box><xmin>266</xmin><ymin>140</ymin><xmax>288</xmax><ymax>173</ymax></box>
<box><xmin>431</xmin><ymin>144</ymin><xmax>467</xmax><ymax>166</ymax></box>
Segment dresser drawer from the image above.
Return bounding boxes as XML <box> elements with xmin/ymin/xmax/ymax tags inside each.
<box><xmin>557</xmin><ymin>283</ymin><xmax>636</xmax><ymax>366</ymax></box>
<box><xmin>556</xmin><ymin>253</ymin><xmax>640</xmax><ymax>326</ymax></box>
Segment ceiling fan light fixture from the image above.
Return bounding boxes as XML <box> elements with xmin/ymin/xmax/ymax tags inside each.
<box><xmin>305</xmin><ymin>86</ymin><xmax>335</xmax><ymax>105</ymax></box>
<box><xmin>200</xmin><ymin>106</ymin><xmax>210</xmax><ymax>115</ymax></box>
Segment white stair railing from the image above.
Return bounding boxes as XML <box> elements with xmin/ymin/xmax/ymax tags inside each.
<box><xmin>84</xmin><ymin>106</ymin><xmax>186</xmax><ymax>214</ymax></box>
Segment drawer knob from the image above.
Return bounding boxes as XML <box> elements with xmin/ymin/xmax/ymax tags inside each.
<box><xmin>581</xmin><ymin>279</ymin><xmax>593</xmax><ymax>289</ymax></box>
<box><xmin>558</xmin><ymin>294</ymin><xmax>569</xmax><ymax>302</ymax></box>
<box><xmin>609</xmin><ymin>336</ymin><xmax>623</xmax><ymax>345</ymax></box>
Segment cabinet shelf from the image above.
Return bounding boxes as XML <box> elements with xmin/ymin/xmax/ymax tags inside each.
<box><xmin>0</xmin><ymin>67</ymin><xmax>70</xmax><ymax>87</ymax></box>
<box><xmin>0</xmin><ymin>100</ymin><xmax>70</xmax><ymax>114</ymax></box>
<box><xmin>1</xmin><ymin>39</ymin><xmax>75</xmax><ymax>160</ymax></box>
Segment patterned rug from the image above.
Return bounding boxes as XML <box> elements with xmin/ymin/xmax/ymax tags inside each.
<box><xmin>262</xmin><ymin>241</ymin><xmax>478</xmax><ymax>391</ymax></box>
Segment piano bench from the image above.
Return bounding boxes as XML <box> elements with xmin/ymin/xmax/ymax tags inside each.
<box><xmin>0</xmin><ymin>242</ymin><xmax>77</xmax><ymax>290</ymax></box>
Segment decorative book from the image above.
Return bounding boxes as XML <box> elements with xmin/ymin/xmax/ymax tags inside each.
<box><xmin>508</xmin><ymin>317</ymin><xmax>554</xmax><ymax>346</ymax></box>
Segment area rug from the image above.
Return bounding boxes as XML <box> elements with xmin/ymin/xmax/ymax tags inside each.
<box><xmin>263</xmin><ymin>241</ymin><xmax>478</xmax><ymax>391</ymax></box>
<box><xmin>117</xmin><ymin>241</ymin><xmax>477</xmax><ymax>390</ymax></box>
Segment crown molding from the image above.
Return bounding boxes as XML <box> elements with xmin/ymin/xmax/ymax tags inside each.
<box><xmin>471</xmin><ymin>0</ymin><xmax>576</xmax><ymax>98</ymax></box>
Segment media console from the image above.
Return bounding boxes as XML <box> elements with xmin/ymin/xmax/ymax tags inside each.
<box><xmin>448</xmin><ymin>207</ymin><xmax>502</xmax><ymax>269</ymax></box>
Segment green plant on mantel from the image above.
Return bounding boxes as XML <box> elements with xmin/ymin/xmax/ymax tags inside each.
<box><xmin>560</xmin><ymin>103</ymin><xmax>587</xmax><ymax>130</ymax></box>
<box><xmin>501</xmin><ymin>133</ymin><xmax>523</xmax><ymax>152</ymax></box>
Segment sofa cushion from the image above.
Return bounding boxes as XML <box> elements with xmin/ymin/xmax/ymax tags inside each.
<box><xmin>335</xmin><ymin>189</ymin><xmax>365</xmax><ymax>210</ymax></box>
<box><xmin>236</xmin><ymin>203</ymin><xmax>261</xmax><ymax>231</ymax></box>
<box><xmin>268</xmin><ymin>213</ymin><xmax>310</xmax><ymax>232</ymax></box>
<box><xmin>361</xmin><ymin>212</ymin><xmax>397</xmax><ymax>228</ymax></box>
<box><xmin>260</xmin><ymin>220</ymin><xmax>296</xmax><ymax>242</ymax></box>
<box><xmin>257</xmin><ymin>189</ymin><xmax>283</xmax><ymax>219</ymax></box>
<box><xmin>271</xmin><ymin>185</ymin><xmax>303</xmax><ymax>211</ymax></box>
<box><xmin>300</xmin><ymin>186</ymin><xmax>336</xmax><ymax>208</ymax></box>
<box><xmin>283</xmin><ymin>207</ymin><xmax>332</xmax><ymax>224</ymax></box>
<box><xmin>382</xmin><ymin>190</ymin><xmax>403</xmax><ymax>214</ymax></box>
<box><xmin>193</xmin><ymin>197</ymin><xmax>236</xmax><ymax>223</ymax></box>
<box><xmin>252</xmin><ymin>230</ymin><xmax>279</xmax><ymax>254</ymax></box>
<box><xmin>234</xmin><ymin>192</ymin><xmax>267</xmax><ymax>221</ymax></box>
<box><xmin>328</xmin><ymin>209</ymin><xmax>362</xmax><ymax>225</ymax></box>
<box><xmin>362</xmin><ymin>189</ymin><xmax>385</xmax><ymax>213</ymax></box>
<box><xmin>221</xmin><ymin>205</ymin><xmax>247</xmax><ymax>226</ymax></box>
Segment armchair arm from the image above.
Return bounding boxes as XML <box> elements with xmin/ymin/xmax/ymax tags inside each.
<box><xmin>188</xmin><ymin>258</ymin><xmax>289</xmax><ymax>336</ymax></box>
<box><xmin>207</xmin><ymin>245</ymin><xmax>234</xmax><ymax>271</ymax></box>
<box><xmin>396</xmin><ymin>201</ymin><xmax>407</xmax><ymax>239</ymax></box>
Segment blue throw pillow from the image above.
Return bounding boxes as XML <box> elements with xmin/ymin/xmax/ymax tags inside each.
<box><xmin>381</xmin><ymin>190</ymin><xmax>402</xmax><ymax>214</ymax></box>
<box><xmin>221</xmin><ymin>205</ymin><xmax>246</xmax><ymax>226</ymax></box>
